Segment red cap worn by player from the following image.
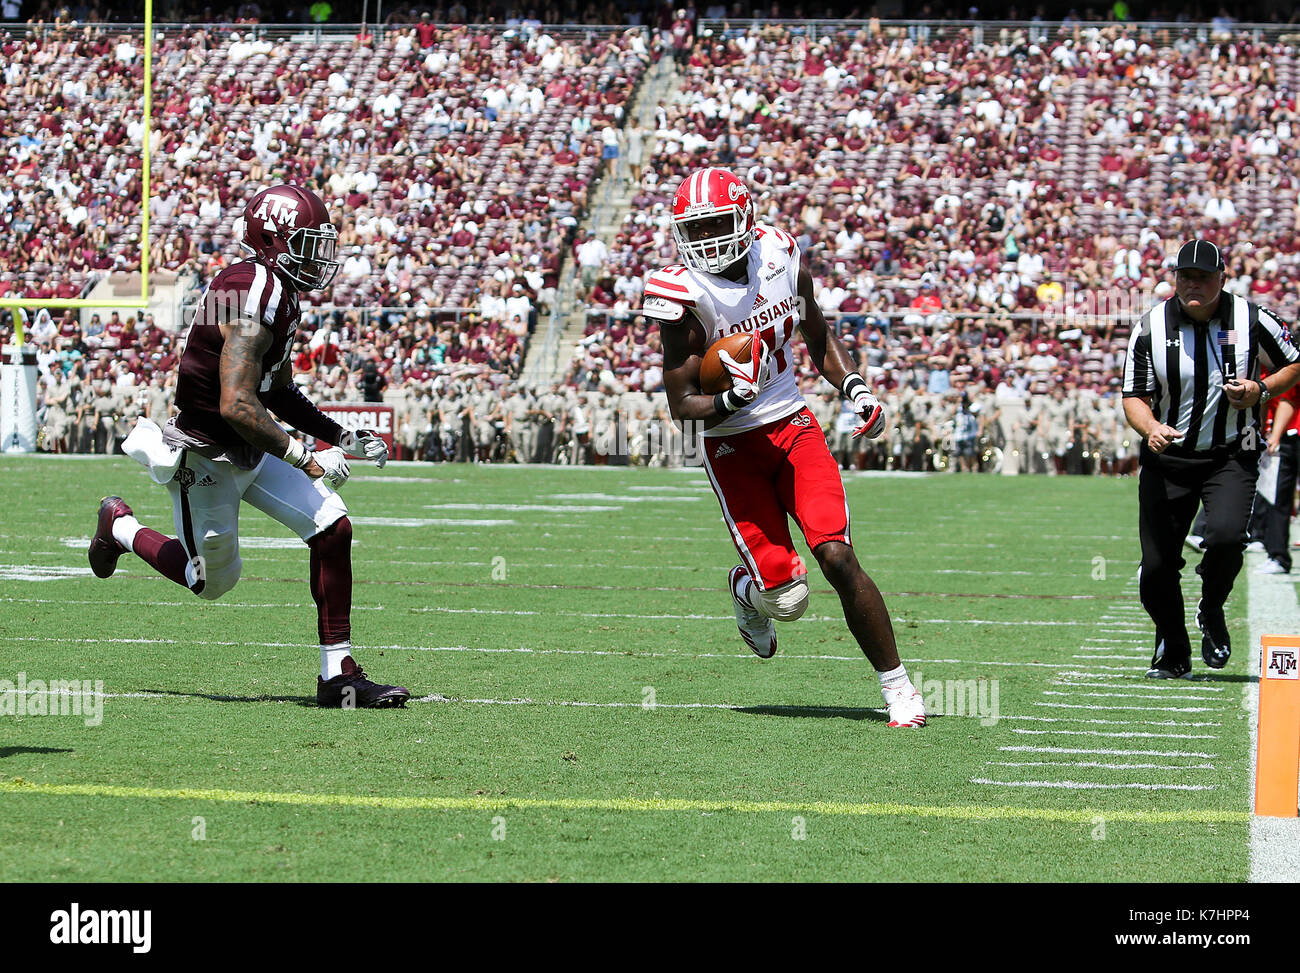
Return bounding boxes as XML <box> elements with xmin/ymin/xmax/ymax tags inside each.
<box><xmin>237</xmin><ymin>184</ymin><xmax>341</xmax><ymax>291</ymax></box>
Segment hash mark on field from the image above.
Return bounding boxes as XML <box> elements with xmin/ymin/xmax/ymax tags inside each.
<box><xmin>1000</xmin><ymin>745</ymin><xmax>1218</xmax><ymax>758</ymax></box>
<box><xmin>989</xmin><ymin>761</ymin><xmax>1218</xmax><ymax>771</ymax></box>
<box><xmin>1042</xmin><ymin>690</ymin><xmax>1227</xmax><ymax>701</ymax></box>
<box><xmin>1010</xmin><ymin>728</ymin><xmax>1218</xmax><ymax>740</ymax></box>
<box><xmin>972</xmin><ymin>778</ymin><xmax>1217</xmax><ymax>791</ymax></box>
<box><xmin>1033</xmin><ymin>702</ymin><xmax>1218</xmax><ymax>713</ymax></box>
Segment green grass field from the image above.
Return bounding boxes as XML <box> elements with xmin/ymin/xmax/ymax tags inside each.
<box><xmin>0</xmin><ymin>457</ymin><xmax>1253</xmax><ymax>881</ymax></box>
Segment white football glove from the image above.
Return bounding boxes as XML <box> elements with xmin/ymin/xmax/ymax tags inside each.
<box><xmin>716</xmin><ymin>341</ymin><xmax>771</xmax><ymax>411</ymax></box>
<box><xmin>339</xmin><ymin>428</ymin><xmax>389</xmax><ymax>469</ymax></box>
<box><xmin>315</xmin><ymin>446</ymin><xmax>351</xmax><ymax>489</ymax></box>
<box><xmin>843</xmin><ymin>375</ymin><xmax>886</xmax><ymax>439</ymax></box>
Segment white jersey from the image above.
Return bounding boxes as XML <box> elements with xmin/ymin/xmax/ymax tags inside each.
<box><xmin>643</xmin><ymin>223</ymin><xmax>806</xmax><ymax>436</ymax></box>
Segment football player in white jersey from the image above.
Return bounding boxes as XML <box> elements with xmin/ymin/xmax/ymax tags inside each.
<box><xmin>643</xmin><ymin>167</ymin><xmax>925</xmax><ymax>727</ymax></box>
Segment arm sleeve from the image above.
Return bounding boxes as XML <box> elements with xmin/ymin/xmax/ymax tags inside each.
<box><xmin>1121</xmin><ymin>317</ymin><xmax>1155</xmax><ymax>398</ymax></box>
<box><xmin>258</xmin><ymin>383</ymin><xmax>345</xmax><ymax>446</ymax></box>
<box><xmin>1255</xmin><ymin>308</ymin><xmax>1300</xmax><ymax>371</ymax></box>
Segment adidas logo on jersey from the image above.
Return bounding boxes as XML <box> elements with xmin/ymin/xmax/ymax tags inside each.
<box><xmin>713</xmin><ymin>443</ymin><xmax>735</xmax><ymax>458</ymax></box>
<box><xmin>752</xmin><ymin>293</ymin><xmax>768</xmax><ymax>310</ymax></box>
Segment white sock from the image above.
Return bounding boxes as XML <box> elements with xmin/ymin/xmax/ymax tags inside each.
<box><xmin>112</xmin><ymin>515</ymin><xmax>142</xmax><ymax>552</ymax></box>
<box><xmin>877</xmin><ymin>663</ymin><xmax>913</xmax><ymax>694</ymax></box>
<box><xmin>321</xmin><ymin>642</ymin><xmax>352</xmax><ymax>680</ymax></box>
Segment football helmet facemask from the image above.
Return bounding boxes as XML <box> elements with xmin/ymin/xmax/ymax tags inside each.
<box><xmin>236</xmin><ymin>184</ymin><xmax>341</xmax><ymax>291</ymax></box>
<box><xmin>671</xmin><ymin>167</ymin><xmax>755</xmax><ymax>275</ymax></box>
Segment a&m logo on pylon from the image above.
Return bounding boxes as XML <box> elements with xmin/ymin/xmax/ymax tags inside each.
<box><xmin>1256</xmin><ymin>636</ymin><xmax>1300</xmax><ymax>816</ymax></box>
<box><xmin>1267</xmin><ymin>647</ymin><xmax>1298</xmax><ymax>679</ymax></box>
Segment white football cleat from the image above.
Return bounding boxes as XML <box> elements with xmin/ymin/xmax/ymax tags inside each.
<box><xmin>729</xmin><ymin>564</ymin><xmax>777</xmax><ymax>659</ymax></box>
<box><xmin>882</xmin><ymin>683</ymin><xmax>927</xmax><ymax>728</ymax></box>
<box><xmin>1256</xmin><ymin>558</ymin><xmax>1289</xmax><ymax>575</ymax></box>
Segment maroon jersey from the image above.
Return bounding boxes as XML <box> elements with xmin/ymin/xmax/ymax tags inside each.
<box><xmin>167</xmin><ymin>260</ymin><xmax>300</xmax><ymax>469</ymax></box>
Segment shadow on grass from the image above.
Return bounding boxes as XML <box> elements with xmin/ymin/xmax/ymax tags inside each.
<box><xmin>734</xmin><ymin>703</ymin><xmax>893</xmax><ymax>722</ymax></box>
<box><xmin>0</xmin><ymin>747</ymin><xmax>74</xmax><ymax>759</ymax></box>
<box><xmin>144</xmin><ymin>689</ymin><xmax>317</xmax><ymax>707</ymax></box>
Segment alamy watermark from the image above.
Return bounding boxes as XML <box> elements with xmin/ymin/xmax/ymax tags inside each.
<box><xmin>0</xmin><ymin>672</ymin><xmax>104</xmax><ymax>726</ymax></box>
<box><xmin>911</xmin><ymin>670</ymin><xmax>1000</xmax><ymax>726</ymax></box>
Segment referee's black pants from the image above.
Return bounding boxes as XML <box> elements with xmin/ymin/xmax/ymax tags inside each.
<box><xmin>1137</xmin><ymin>443</ymin><xmax>1260</xmax><ymax>657</ymax></box>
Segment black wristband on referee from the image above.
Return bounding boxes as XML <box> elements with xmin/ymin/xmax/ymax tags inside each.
<box><xmin>841</xmin><ymin>374</ymin><xmax>868</xmax><ymax>400</ymax></box>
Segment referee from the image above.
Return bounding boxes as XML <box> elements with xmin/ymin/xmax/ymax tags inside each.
<box><xmin>1122</xmin><ymin>239</ymin><xmax>1300</xmax><ymax>678</ymax></box>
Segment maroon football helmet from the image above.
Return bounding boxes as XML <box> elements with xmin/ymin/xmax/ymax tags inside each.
<box><xmin>238</xmin><ymin>185</ymin><xmax>340</xmax><ymax>290</ymax></box>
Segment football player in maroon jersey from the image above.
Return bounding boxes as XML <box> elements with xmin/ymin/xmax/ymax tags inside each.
<box><xmin>89</xmin><ymin>185</ymin><xmax>409</xmax><ymax>708</ymax></box>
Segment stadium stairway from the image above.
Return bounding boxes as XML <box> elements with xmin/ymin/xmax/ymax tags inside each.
<box><xmin>521</xmin><ymin>54</ymin><xmax>678</xmax><ymax>389</ymax></box>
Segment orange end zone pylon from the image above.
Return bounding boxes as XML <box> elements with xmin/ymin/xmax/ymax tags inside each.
<box><xmin>1256</xmin><ymin>635</ymin><xmax>1300</xmax><ymax>817</ymax></box>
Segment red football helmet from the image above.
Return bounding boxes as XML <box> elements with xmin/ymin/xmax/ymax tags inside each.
<box><xmin>238</xmin><ymin>185</ymin><xmax>340</xmax><ymax>290</ymax></box>
<box><xmin>671</xmin><ymin>167</ymin><xmax>755</xmax><ymax>274</ymax></box>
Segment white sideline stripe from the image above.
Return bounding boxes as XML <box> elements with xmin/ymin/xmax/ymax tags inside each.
<box><xmin>989</xmin><ymin>761</ymin><xmax>1218</xmax><ymax>771</ymax></box>
<box><xmin>1034</xmin><ymin>701</ymin><xmax>1218</xmax><ymax>713</ymax></box>
<box><xmin>1034</xmin><ymin>681</ymin><xmax>1227</xmax><ymax>697</ymax></box>
<box><xmin>973</xmin><ymin>778</ymin><xmax>1216</xmax><ymax>791</ymax></box>
<box><xmin>1001</xmin><ymin>745</ymin><xmax>1218</xmax><ymax>757</ymax></box>
<box><xmin>1247</xmin><ymin>555</ymin><xmax>1300</xmax><ymax>882</ymax></box>
<box><xmin>1010</xmin><ymin>728</ymin><xmax>1217</xmax><ymax>740</ymax></box>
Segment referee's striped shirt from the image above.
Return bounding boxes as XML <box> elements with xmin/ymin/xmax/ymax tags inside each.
<box><xmin>1122</xmin><ymin>294</ymin><xmax>1300</xmax><ymax>453</ymax></box>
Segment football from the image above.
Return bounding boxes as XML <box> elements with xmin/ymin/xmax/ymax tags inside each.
<box><xmin>699</xmin><ymin>332</ymin><xmax>756</xmax><ymax>394</ymax></box>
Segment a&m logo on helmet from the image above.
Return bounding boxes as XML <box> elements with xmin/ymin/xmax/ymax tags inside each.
<box><xmin>252</xmin><ymin>193</ymin><xmax>302</xmax><ymax>231</ymax></box>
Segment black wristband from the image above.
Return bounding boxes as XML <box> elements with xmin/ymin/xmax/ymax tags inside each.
<box><xmin>842</xmin><ymin>374</ymin><xmax>868</xmax><ymax>400</ymax></box>
<box><xmin>714</xmin><ymin>391</ymin><xmax>739</xmax><ymax>416</ymax></box>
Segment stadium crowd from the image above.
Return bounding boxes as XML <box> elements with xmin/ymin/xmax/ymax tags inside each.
<box><xmin>6</xmin><ymin>16</ymin><xmax>1300</xmax><ymax>472</ymax></box>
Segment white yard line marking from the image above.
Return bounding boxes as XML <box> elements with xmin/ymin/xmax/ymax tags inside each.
<box><xmin>1001</xmin><ymin>745</ymin><xmax>1218</xmax><ymax>757</ymax></box>
<box><xmin>0</xmin><ymin>635</ymin><xmax>1150</xmax><ymax>672</ymax></box>
<box><xmin>1042</xmin><ymin>690</ymin><xmax>1227</xmax><ymax>702</ymax></box>
<box><xmin>1247</xmin><ymin>554</ymin><xmax>1300</xmax><ymax>882</ymax></box>
<box><xmin>1004</xmin><ymin>715</ymin><xmax>1222</xmax><ymax>728</ymax></box>
<box><xmin>1010</xmin><ymin>728</ymin><xmax>1218</xmax><ymax>740</ymax></box>
<box><xmin>972</xmin><ymin>778</ymin><xmax>1216</xmax><ymax>791</ymax></box>
<box><xmin>0</xmin><ymin>596</ymin><xmax>382</xmax><ymax>611</ymax></box>
<box><xmin>1033</xmin><ymin>701</ymin><xmax>1218</xmax><ymax>713</ymax></box>
<box><xmin>989</xmin><ymin>761</ymin><xmax>1217</xmax><ymax>771</ymax></box>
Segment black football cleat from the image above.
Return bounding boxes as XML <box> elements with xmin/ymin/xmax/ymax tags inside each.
<box><xmin>1196</xmin><ymin>600</ymin><xmax>1231</xmax><ymax>669</ymax></box>
<box><xmin>1146</xmin><ymin>635</ymin><xmax>1193</xmax><ymax>679</ymax></box>
<box><xmin>316</xmin><ymin>656</ymin><xmax>410</xmax><ymax>709</ymax></box>
<box><xmin>88</xmin><ymin>496</ymin><xmax>133</xmax><ymax>579</ymax></box>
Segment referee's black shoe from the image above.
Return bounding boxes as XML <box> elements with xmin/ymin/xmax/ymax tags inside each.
<box><xmin>1196</xmin><ymin>600</ymin><xmax>1231</xmax><ymax>669</ymax></box>
<box><xmin>1146</xmin><ymin>634</ymin><xmax>1193</xmax><ymax>679</ymax></box>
